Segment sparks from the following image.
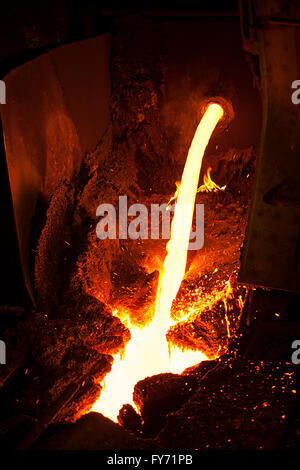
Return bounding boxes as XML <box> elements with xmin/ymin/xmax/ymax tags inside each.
<box><xmin>92</xmin><ymin>103</ymin><xmax>224</xmax><ymax>421</ymax></box>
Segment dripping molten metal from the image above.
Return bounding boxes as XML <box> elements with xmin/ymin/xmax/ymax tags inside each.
<box><xmin>92</xmin><ymin>103</ymin><xmax>224</xmax><ymax>421</ymax></box>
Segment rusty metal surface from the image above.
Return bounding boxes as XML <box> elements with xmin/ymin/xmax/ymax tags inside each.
<box><xmin>0</xmin><ymin>34</ymin><xmax>111</xmax><ymax>304</ymax></box>
<box><xmin>239</xmin><ymin>0</ymin><xmax>300</xmax><ymax>292</ymax></box>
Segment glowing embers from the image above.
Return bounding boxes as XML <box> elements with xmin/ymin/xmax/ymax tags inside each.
<box><xmin>92</xmin><ymin>103</ymin><xmax>224</xmax><ymax>421</ymax></box>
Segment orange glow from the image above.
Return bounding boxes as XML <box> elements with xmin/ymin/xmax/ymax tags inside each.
<box><xmin>91</xmin><ymin>103</ymin><xmax>224</xmax><ymax>421</ymax></box>
<box><xmin>197</xmin><ymin>166</ymin><xmax>226</xmax><ymax>193</ymax></box>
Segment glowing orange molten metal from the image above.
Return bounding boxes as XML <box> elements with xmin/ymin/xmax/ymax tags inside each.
<box><xmin>197</xmin><ymin>167</ymin><xmax>226</xmax><ymax>193</ymax></box>
<box><xmin>92</xmin><ymin>103</ymin><xmax>224</xmax><ymax>421</ymax></box>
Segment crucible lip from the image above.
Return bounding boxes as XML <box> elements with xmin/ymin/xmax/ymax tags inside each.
<box><xmin>199</xmin><ymin>96</ymin><xmax>235</xmax><ymax>131</ymax></box>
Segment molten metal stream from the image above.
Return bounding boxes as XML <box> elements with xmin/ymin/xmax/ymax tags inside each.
<box><xmin>92</xmin><ymin>103</ymin><xmax>224</xmax><ymax>421</ymax></box>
